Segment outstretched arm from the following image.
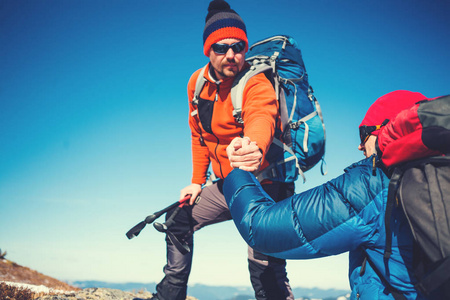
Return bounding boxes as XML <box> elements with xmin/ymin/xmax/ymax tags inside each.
<box><xmin>223</xmin><ymin>162</ymin><xmax>386</xmax><ymax>259</ymax></box>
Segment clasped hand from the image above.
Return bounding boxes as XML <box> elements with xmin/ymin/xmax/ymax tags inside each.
<box><xmin>226</xmin><ymin>136</ymin><xmax>262</xmax><ymax>172</ymax></box>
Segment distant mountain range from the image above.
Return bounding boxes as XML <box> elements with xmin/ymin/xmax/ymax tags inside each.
<box><xmin>72</xmin><ymin>280</ymin><xmax>350</xmax><ymax>300</ymax></box>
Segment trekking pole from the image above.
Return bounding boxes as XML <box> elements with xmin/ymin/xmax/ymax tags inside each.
<box><xmin>153</xmin><ymin>203</ymin><xmax>185</xmax><ymax>232</ymax></box>
<box><xmin>154</xmin><ymin>194</ymin><xmax>202</xmax><ymax>232</ymax></box>
<box><xmin>153</xmin><ymin>196</ymin><xmax>195</xmax><ymax>255</ymax></box>
<box><xmin>125</xmin><ymin>195</ymin><xmax>191</xmax><ymax>240</ymax></box>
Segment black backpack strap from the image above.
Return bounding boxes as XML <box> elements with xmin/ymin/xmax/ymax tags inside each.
<box><xmin>363</xmin><ymin>249</ymin><xmax>408</xmax><ymax>300</ymax></box>
<box><xmin>384</xmin><ymin>167</ymin><xmax>404</xmax><ymax>260</ymax></box>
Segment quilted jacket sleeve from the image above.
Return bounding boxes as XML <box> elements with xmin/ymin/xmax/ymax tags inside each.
<box><xmin>223</xmin><ymin>158</ymin><xmax>389</xmax><ymax>259</ymax></box>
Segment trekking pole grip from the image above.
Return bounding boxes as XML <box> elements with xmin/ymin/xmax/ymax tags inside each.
<box><xmin>153</xmin><ymin>195</ymin><xmax>191</xmax><ymax>232</ymax></box>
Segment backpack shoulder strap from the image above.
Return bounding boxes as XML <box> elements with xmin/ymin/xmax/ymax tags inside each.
<box><xmin>230</xmin><ymin>57</ymin><xmax>278</xmax><ymax>124</ymax></box>
<box><xmin>384</xmin><ymin>166</ymin><xmax>404</xmax><ymax>260</ymax></box>
<box><xmin>190</xmin><ymin>65</ymin><xmax>209</xmax><ymax>146</ymax></box>
<box><xmin>192</xmin><ymin>65</ymin><xmax>208</xmax><ymax>107</ymax></box>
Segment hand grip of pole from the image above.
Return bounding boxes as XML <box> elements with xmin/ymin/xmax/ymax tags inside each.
<box><xmin>126</xmin><ymin>195</ymin><xmax>191</xmax><ymax>239</ymax></box>
<box><xmin>153</xmin><ymin>195</ymin><xmax>191</xmax><ymax>232</ymax></box>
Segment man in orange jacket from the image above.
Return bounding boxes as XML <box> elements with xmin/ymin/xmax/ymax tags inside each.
<box><xmin>153</xmin><ymin>1</ymin><xmax>295</xmax><ymax>300</ymax></box>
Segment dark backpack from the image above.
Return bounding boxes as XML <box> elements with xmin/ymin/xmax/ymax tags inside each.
<box><xmin>382</xmin><ymin>95</ymin><xmax>450</xmax><ymax>298</ymax></box>
<box><xmin>384</xmin><ymin>156</ymin><xmax>450</xmax><ymax>298</ymax></box>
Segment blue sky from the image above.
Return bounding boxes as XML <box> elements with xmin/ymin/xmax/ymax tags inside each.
<box><xmin>1</xmin><ymin>0</ymin><xmax>449</xmax><ymax>293</ymax></box>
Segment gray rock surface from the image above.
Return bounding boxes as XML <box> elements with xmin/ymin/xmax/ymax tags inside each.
<box><xmin>36</xmin><ymin>287</ymin><xmax>154</xmax><ymax>300</ymax></box>
<box><xmin>35</xmin><ymin>287</ymin><xmax>198</xmax><ymax>300</ymax></box>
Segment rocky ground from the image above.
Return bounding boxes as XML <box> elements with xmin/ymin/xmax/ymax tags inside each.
<box><xmin>33</xmin><ymin>287</ymin><xmax>155</xmax><ymax>300</ymax></box>
<box><xmin>0</xmin><ymin>258</ymin><xmax>197</xmax><ymax>300</ymax></box>
<box><xmin>0</xmin><ymin>259</ymin><xmax>79</xmax><ymax>293</ymax></box>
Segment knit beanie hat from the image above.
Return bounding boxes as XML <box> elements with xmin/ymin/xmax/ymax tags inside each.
<box><xmin>359</xmin><ymin>90</ymin><xmax>427</xmax><ymax>136</ymax></box>
<box><xmin>203</xmin><ymin>0</ymin><xmax>248</xmax><ymax>56</ymax></box>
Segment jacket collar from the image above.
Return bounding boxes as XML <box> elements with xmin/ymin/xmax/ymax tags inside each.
<box><xmin>204</xmin><ymin>62</ymin><xmax>251</xmax><ymax>87</ymax></box>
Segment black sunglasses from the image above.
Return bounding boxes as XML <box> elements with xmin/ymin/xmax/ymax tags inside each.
<box><xmin>211</xmin><ymin>41</ymin><xmax>246</xmax><ymax>54</ymax></box>
<box><xmin>359</xmin><ymin>119</ymin><xmax>389</xmax><ymax>144</ymax></box>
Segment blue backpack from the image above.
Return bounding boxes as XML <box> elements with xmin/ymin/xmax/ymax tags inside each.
<box><xmin>231</xmin><ymin>35</ymin><xmax>326</xmax><ymax>182</ymax></box>
<box><xmin>194</xmin><ymin>35</ymin><xmax>326</xmax><ymax>183</ymax></box>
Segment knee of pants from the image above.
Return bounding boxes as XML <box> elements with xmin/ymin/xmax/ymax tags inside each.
<box><xmin>248</xmin><ymin>247</ymin><xmax>286</xmax><ymax>266</ymax></box>
<box><xmin>165</xmin><ymin>205</ymin><xmax>194</xmax><ymax>240</ymax></box>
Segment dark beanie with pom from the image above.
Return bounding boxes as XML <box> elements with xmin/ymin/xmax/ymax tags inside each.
<box><xmin>203</xmin><ymin>0</ymin><xmax>248</xmax><ymax>56</ymax></box>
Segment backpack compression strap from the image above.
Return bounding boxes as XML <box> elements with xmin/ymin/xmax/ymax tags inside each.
<box><xmin>416</xmin><ymin>256</ymin><xmax>450</xmax><ymax>296</ymax></box>
<box><xmin>255</xmin><ymin>137</ymin><xmax>305</xmax><ymax>183</ymax></box>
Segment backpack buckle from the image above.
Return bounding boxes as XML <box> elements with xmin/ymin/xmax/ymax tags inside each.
<box><xmin>289</xmin><ymin>121</ymin><xmax>300</xmax><ymax>129</ymax></box>
<box><xmin>233</xmin><ymin>109</ymin><xmax>244</xmax><ymax>124</ymax></box>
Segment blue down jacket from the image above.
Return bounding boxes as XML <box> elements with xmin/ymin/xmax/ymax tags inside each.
<box><xmin>224</xmin><ymin>157</ymin><xmax>423</xmax><ymax>300</ymax></box>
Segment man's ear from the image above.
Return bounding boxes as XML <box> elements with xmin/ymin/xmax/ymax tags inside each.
<box><xmin>365</xmin><ymin>135</ymin><xmax>378</xmax><ymax>158</ymax></box>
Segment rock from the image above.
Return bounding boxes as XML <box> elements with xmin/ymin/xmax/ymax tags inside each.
<box><xmin>35</xmin><ymin>287</ymin><xmax>198</xmax><ymax>300</ymax></box>
<box><xmin>35</xmin><ymin>287</ymin><xmax>154</xmax><ymax>300</ymax></box>
<box><xmin>1</xmin><ymin>259</ymin><xmax>198</xmax><ymax>300</ymax></box>
<box><xmin>0</xmin><ymin>259</ymin><xmax>79</xmax><ymax>292</ymax></box>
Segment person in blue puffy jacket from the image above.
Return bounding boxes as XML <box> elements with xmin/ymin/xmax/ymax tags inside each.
<box><xmin>224</xmin><ymin>90</ymin><xmax>432</xmax><ymax>300</ymax></box>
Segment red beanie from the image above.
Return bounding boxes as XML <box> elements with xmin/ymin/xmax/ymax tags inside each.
<box><xmin>359</xmin><ymin>90</ymin><xmax>428</xmax><ymax>136</ymax></box>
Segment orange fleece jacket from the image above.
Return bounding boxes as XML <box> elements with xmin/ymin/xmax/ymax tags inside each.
<box><xmin>188</xmin><ymin>63</ymin><xmax>278</xmax><ymax>184</ymax></box>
